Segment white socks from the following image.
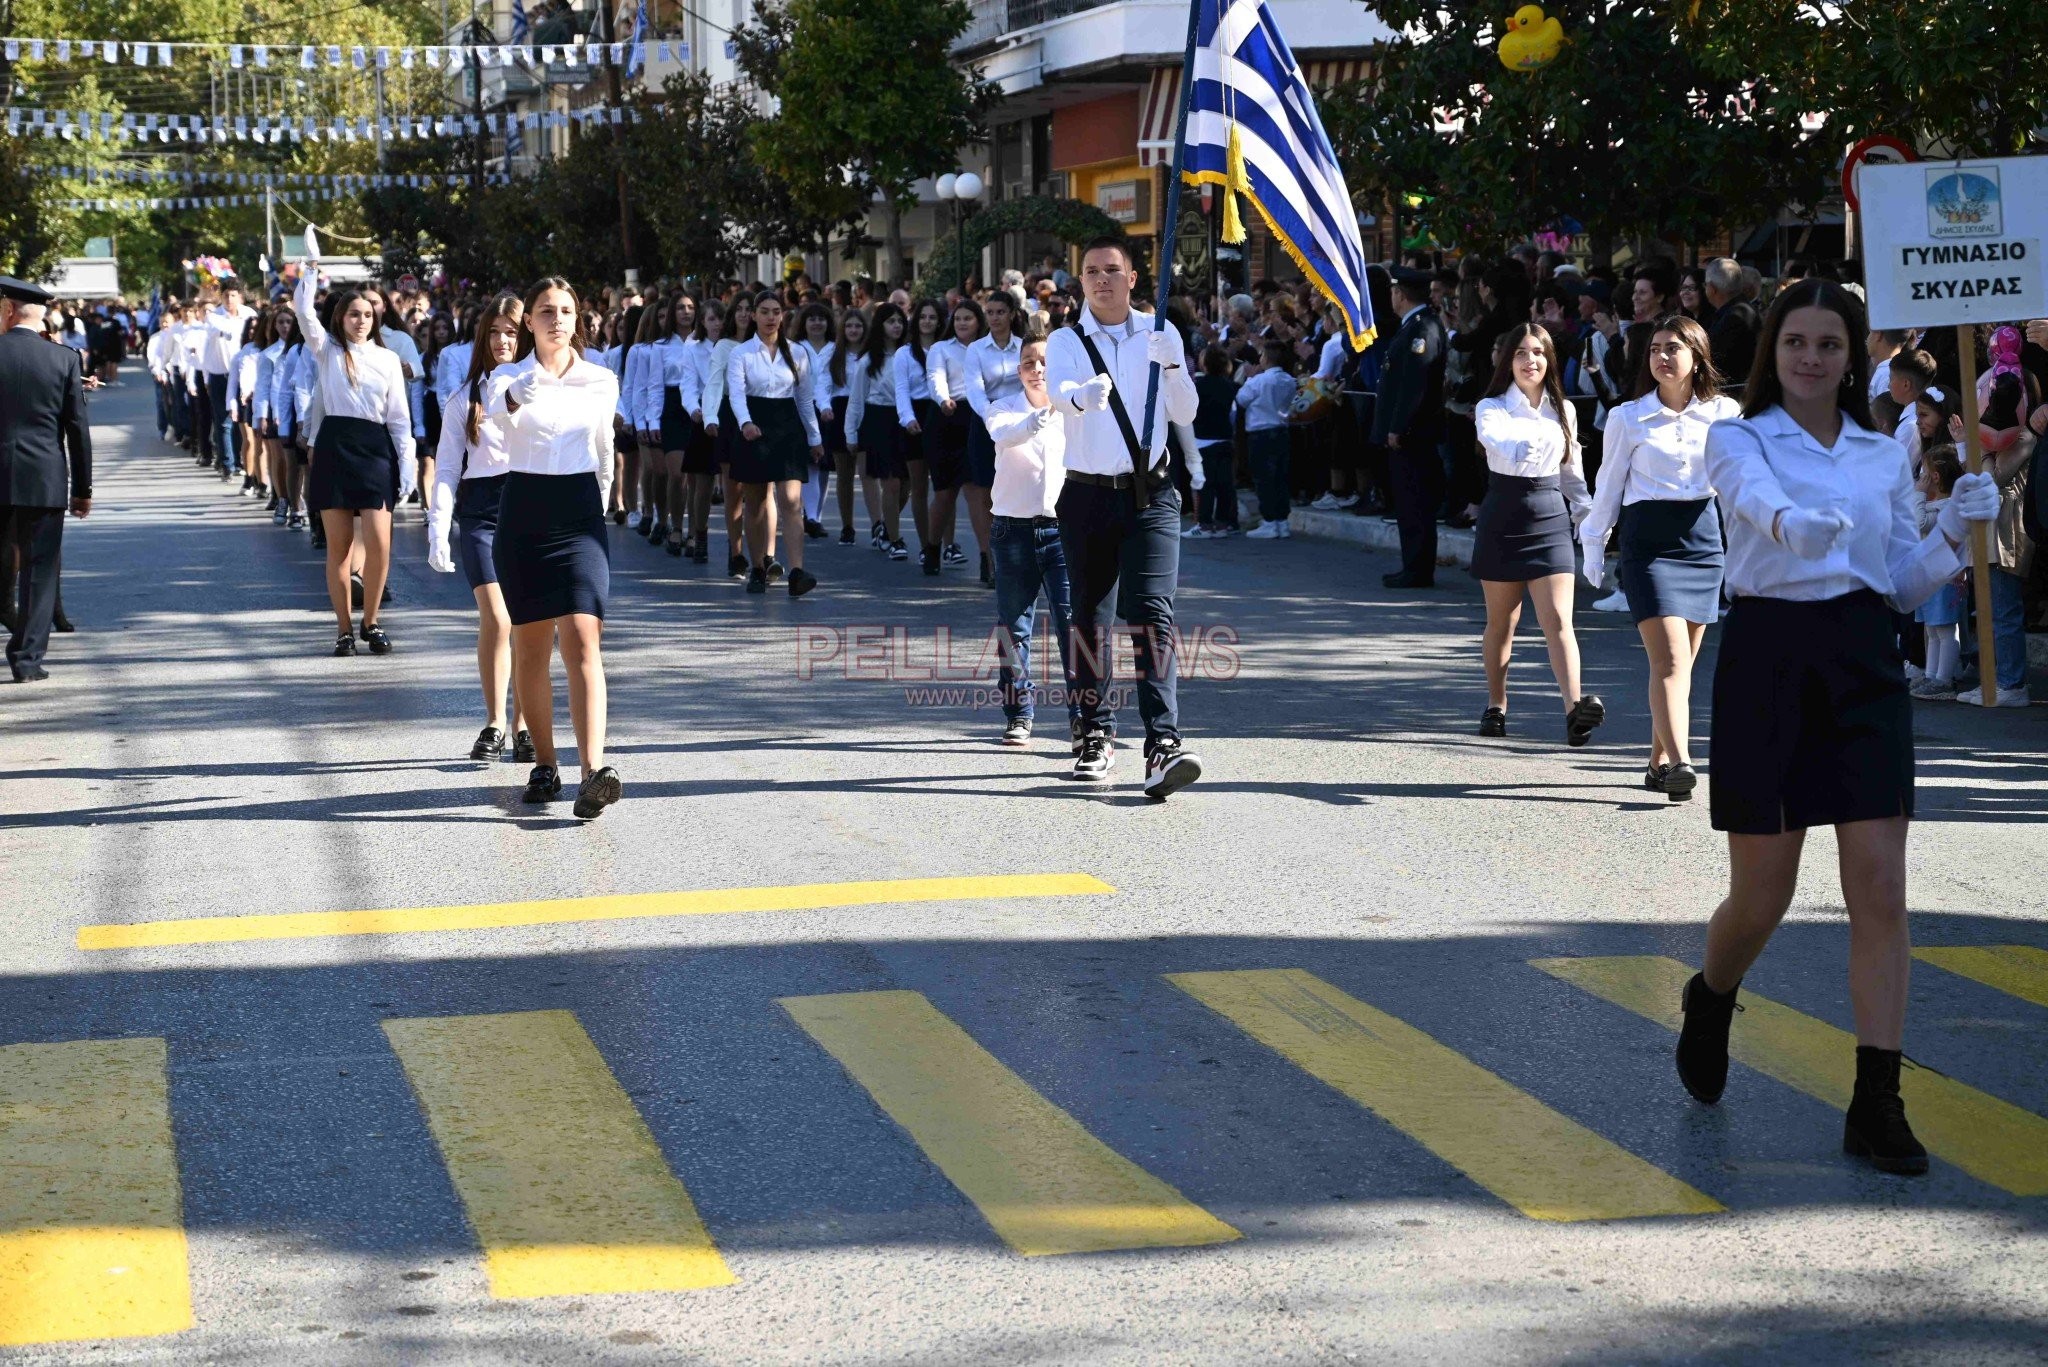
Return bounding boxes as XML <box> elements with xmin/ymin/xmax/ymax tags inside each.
<box><xmin>1925</xmin><ymin>623</ymin><xmax>1960</xmax><ymax>683</ymax></box>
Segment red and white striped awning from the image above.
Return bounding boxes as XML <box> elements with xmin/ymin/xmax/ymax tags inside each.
<box><xmin>1137</xmin><ymin>59</ymin><xmax>1376</xmax><ymax>167</ymax></box>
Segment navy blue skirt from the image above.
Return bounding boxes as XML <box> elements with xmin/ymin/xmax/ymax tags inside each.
<box><xmin>1619</xmin><ymin>497</ymin><xmax>1724</xmax><ymax>625</ymax></box>
<box><xmin>965</xmin><ymin>415</ymin><xmax>997</xmax><ymax>487</ymax></box>
<box><xmin>453</xmin><ymin>473</ymin><xmax>508</xmax><ymax>590</ymax></box>
<box><xmin>309</xmin><ymin>415</ymin><xmax>398</xmax><ymax>512</ymax></box>
<box><xmin>859</xmin><ymin>407</ymin><xmax>906</xmax><ymax>480</ymax></box>
<box><xmin>492</xmin><ymin>471</ymin><xmax>609</xmax><ymax>625</ymax></box>
<box><xmin>1470</xmin><ymin>474</ymin><xmax>1574</xmax><ymax>581</ymax></box>
<box><xmin>660</xmin><ymin>385</ymin><xmax>695</xmax><ymax>453</ymax></box>
<box><xmin>730</xmin><ymin>396</ymin><xmax>812</xmax><ymax>484</ymax></box>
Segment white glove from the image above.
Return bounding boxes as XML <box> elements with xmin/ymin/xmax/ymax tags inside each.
<box><xmin>1072</xmin><ymin>374</ymin><xmax>1114</xmax><ymax>412</ymax></box>
<box><xmin>508</xmin><ymin>366</ymin><xmax>544</xmax><ymax>407</ymax></box>
<box><xmin>1778</xmin><ymin>506</ymin><xmax>1852</xmax><ymax>558</ymax></box>
<box><xmin>1582</xmin><ymin>544</ymin><xmax>1606</xmax><ymax>589</ymax></box>
<box><xmin>1188</xmin><ymin>459</ymin><xmax>1207</xmax><ymax>492</ymax></box>
<box><xmin>427</xmin><ymin>536</ymin><xmax>456</xmax><ymax>574</ymax></box>
<box><xmin>1938</xmin><ymin>471</ymin><xmax>2000</xmax><ymax>541</ymax></box>
<box><xmin>1145</xmin><ymin>329</ymin><xmax>1183</xmax><ymax>368</ymax></box>
<box><xmin>302</xmin><ymin>224</ymin><xmax>320</xmax><ymax>259</ymax></box>
<box><xmin>397</xmin><ymin>460</ymin><xmax>418</xmax><ymax>503</ymax></box>
<box><xmin>1030</xmin><ymin>403</ymin><xmax>1058</xmax><ymax>432</ymax></box>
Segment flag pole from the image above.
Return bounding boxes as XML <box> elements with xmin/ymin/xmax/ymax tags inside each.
<box><xmin>1138</xmin><ymin>0</ymin><xmax>1204</xmax><ymax>457</ymax></box>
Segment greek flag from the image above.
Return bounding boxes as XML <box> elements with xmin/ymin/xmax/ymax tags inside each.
<box><xmin>1180</xmin><ymin>0</ymin><xmax>1373</xmax><ymax>348</ymax></box>
<box><xmin>505</xmin><ymin>0</ymin><xmax>528</xmax><ymax>158</ymax></box>
<box><xmin>625</xmin><ymin>0</ymin><xmax>648</xmax><ymax>79</ymax></box>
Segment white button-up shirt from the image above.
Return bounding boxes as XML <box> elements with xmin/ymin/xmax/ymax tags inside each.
<box><xmin>1236</xmin><ymin>368</ymin><xmax>1295</xmax><ymax>432</ymax></box>
<box><xmin>926</xmin><ymin>337</ymin><xmax>973</xmax><ymax>406</ymax></box>
<box><xmin>433</xmin><ymin>340</ymin><xmax>473</xmax><ymax>403</ymax></box>
<box><xmin>701</xmin><ymin>338</ymin><xmax>741</xmax><ymax>423</ymax></box>
<box><xmin>1043</xmin><ymin>305</ymin><xmax>1197</xmax><ymax>475</ymax></box>
<box><xmin>802</xmin><ymin>340</ymin><xmax>838</xmax><ymax>415</ymax></box>
<box><xmin>1581</xmin><ymin>391</ymin><xmax>1741</xmax><ymax>549</ymax></box>
<box><xmin>725</xmin><ymin>337</ymin><xmax>824</xmax><ymax>448</ymax></box>
<box><xmin>483</xmin><ymin>354</ymin><xmax>619</xmax><ymax>482</ymax></box>
<box><xmin>1706</xmin><ymin>404</ymin><xmax>1958</xmax><ymax>610</ymax></box>
<box><xmin>291</xmin><ymin>271</ymin><xmax>414</xmax><ymax>463</ymax></box>
<box><xmin>987</xmin><ymin>394</ymin><xmax>1065</xmax><ymax>518</ymax></box>
<box><xmin>1475</xmin><ymin>385</ymin><xmax>1589</xmax><ymax>519</ymax></box>
<box><xmin>429</xmin><ymin>391</ymin><xmax>515</xmax><ymax>544</ymax></box>
<box><xmin>893</xmin><ymin>344</ymin><xmax>932</xmax><ymax>423</ymax></box>
<box><xmin>843</xmin><ymin>347</ymin><xmax>901</xmax><ymax>445</ymax></box>
<box><xmin>202</xmin><ymin>303</ymin><xmax>254</xmax><ymax>374</ymax></box>
<box><xmin>964</xmin><ymin>332</ymin><xmax>1022</xmax><ymax>419</ymax></box>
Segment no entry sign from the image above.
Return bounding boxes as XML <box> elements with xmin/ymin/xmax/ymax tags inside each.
<box><xmin>1861</xmin><ymin>155</ymin><xmax>2048</xmax><ymax>328</ymax></box>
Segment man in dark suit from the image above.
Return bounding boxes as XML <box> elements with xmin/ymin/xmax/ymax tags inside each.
<box><xmin>1702</xmin><ymin>257</ymin><xmax>1759</xmax><ymax>396</ymax></box>
<box><xmin>1369</xmin><ymin>267</ymin><xmax>1448</xmax><ymax>588</ymax></box>
<box><xmin>0</xmin><ymin>276</ymin><xmax>93</xmax><ymax>682</ymax></box>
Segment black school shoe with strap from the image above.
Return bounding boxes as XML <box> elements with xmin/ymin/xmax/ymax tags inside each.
<box><xmin>522</xmin><ymin>765</ymin><xmax>562</xmax><ymax>803</ymax></box>
<box><xmin>470</xmin><ymin>726</ymin><xmax>507</xmax><ymax>761</ymax></box>
<box><xmin>1479</xmin><ymin>706</ymin><xmax>1507</xmax><ymax>737</ymax></box>
<box><xmin>512</xmin><ymin>730</ymin><xmax>536</xmax><ymax>764</ymax></box>
<box><xmin>359</xmin><ymin>622</ymin><xmax>393</xmax><ymax>655</ymax></box>
<box><xmin>332</xmin><ymin>631</ymin><xmax>357</xmax><ymax>657</ymax></box>
<box><xmin>1565</xmin><ymin>694</ymin><xmax>1605</xmax><ymax>747</ymax></box>
<box><xmin>573</xmin><ymin>766</ymin><xmax>623</xmax><ymax>819</ymax></box>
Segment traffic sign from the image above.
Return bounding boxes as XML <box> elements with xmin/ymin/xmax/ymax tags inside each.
<box><xmin>1842</xmin><ymin>134</ymin><xmax>1915</xmax><ymax>212</ymax></box>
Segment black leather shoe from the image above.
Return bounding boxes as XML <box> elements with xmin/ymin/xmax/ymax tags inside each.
<box><xmin>52</xmin><ymin>612</ymin><xmax>74</xmax><ymax>634</ymax></box>
<box><xmin>522</xmin><ymin>764</ymin><xmax>562</xmax><ymax>803</ymax></box>
<box><xmin>921</xmin><ymin>545</ymin><xmax>941</xmax><ymax>576</ymax></box>
<box><xmin>1843</xmin><ymin>1047</ymin><xmax>1929</xmax><ymax>1176</ymax></box>
<box><xmin>359</xmin><ymin>623</ymin><xmax>392</xmax><ymax>655</ymax></box>
<box><xmin>332</xmin><ymin>632</ymin><xmax>357</xmax><ymax>657</ymax></box>
<box><xmin>1663</xmin><ymin>762</ymin><xmax>1698</xmax><ymax>802</ymax></box>
<box><xmin>746</xmin><ymin>568</ymin><xmax>768</xmax><ymax>593</ymax></box>
<box><xmin>1382</xmin><ymin>571</ymin><xmax>1434</xmax><ymax>589</ymax></box>
<box><xmin>765</xmin><ymin>559</ymin><xmax>785</xmax><ymax>584</ymax></box>
<box><xmin>728</xmin><ymin>552</ymin><xmax>748</xmax><ymax>577</ymax></box>
<box><xmin>572</xmin><ymin>765</ymin><xmax>623</xmax><ymax>819</ymax></box>
<box><xmin>470</xmin><ymin>726</ymin><xmax>507</xmax><ymax>761</ymax></box>
<box><xmin>788</xmin><ymin>567</ymin><xmax>818</xmax><ymax>598</ymax></box>
<box><xmin>350</xmin><ymin>572</ymin><xmax>364</xmax><ymax>609</ymax></box>
<box><xmin>512</xmin><ymin>730</ymin><xmax>536</xmax><ymax>764</ymax></box>
<box><xmin>10</xmin><ymin>665</ymin><xmax>49</xmax><ymax>682</ymax></box>
<box><xmin>1479</xmin><ymin>706</ymin><xmax>1507</xmax><ymax>737</ymax></box>
<box><xmin>1676</xmin><ymin>972</ymin><xmax>1741</xmax><ymax>1104</ymax></box>
<box><xmin>1565</xmin><ymin>695</ymin><xmax>1605</xmax><ymax>748</ymax></box>
<box><xmin>1644</xmin><ymin>763</ymin><xmax>1669</xmax><ymax>793</ymax></box>
<box><xmin>804</xmin><ymin>518</ymin><xmax>826</xmax><ymax>539</ymax></box>
<box><xmin>839</xmin><ymin>526</ymin><xmax>857</xmax><ymax>545</ymax></box>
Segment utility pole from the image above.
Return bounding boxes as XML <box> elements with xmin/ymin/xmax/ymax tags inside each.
<box><xmin>373</xmin><ymin>65</ymin><xmax>387</xmax><ymax>171</ymax></box>
<box><xmin>597</xmin><ymin>0</ymin><xmax>636</xmax><ymax>284</ymax></box>
<box><xmin>469</xmin><ymin>16</ymin><xmax>485</xmax><ymax>195</ymax></box>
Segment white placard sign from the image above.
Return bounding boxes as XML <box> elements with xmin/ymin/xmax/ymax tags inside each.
<box><xmin>1861</xmin><ymin>155</ymin><xmax>2048</xmax><ymax>329</ymax></box>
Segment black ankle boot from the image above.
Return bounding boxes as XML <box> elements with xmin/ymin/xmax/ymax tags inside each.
<box><xmin>1843</xmin><ymin>1046</ymin><xmax>1929</xmax><ymax>1176</ymax></box>
<box><xmin>1675</xmin><ymin>972</ymin><xmax>1741</xmax><ymax>1104</ymax></box>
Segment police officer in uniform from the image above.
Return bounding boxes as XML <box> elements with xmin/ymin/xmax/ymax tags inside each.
<box><xmin>1370</xmin><ymin>267</ymin><xmax>1448</xmax><ymax>588</ymax></box>
<box><xmin>0</xmin><ymin>277</ymin><xmax>93</xmax><ymax>682</ymax></box>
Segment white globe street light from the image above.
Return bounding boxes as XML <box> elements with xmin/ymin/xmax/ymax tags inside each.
<box><xmin>946</xmin><ymin>170</ymin><xmax>986</xmax><ymax>294</ymax></box>
<box><xmin>935</xmin><ymin>173</ymin><xmax>957</xmax><ymax>201</ymax></box>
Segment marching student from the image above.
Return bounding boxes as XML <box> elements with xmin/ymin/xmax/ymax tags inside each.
<box><xmin>986</xmin><ymin>324</ymin><xmax>1085</xmax><ymax>749</ymax></box>
<box><xmin>897</xmin><ymin>298</ymin><xmax>945</xmax><ymax>566</ymax></box>
<box><xmin>700</xmin><ymin>293</ymin><xmax>756</xmax><ymax>577</ymax></box>
<box><xmin>1470</xmin><ymin>322</ymin><xmax>1602</xmax><ymax>745</ymax></box>
<box><xmin>202</xmin><ymin>281</ymin><xmax>256</xmax><ymax>481</ymax></box>
<box><xmin>847</xmin><ymin>302</ymin><xmax>911</xmax><ymax>560</ymax></box>
<box><xmin>727</xmin><ymin>290</ymin><xmax>825</xmax><ymax>597</ymax></box>
<box><xmin>619</xmin><ymin>303</ymin><xmax>661</xmax><ymax>537</ymax></box>
<box><xmin>1680</xmin><ymin>278</ymin><xmax>2001</xmax><ymax>1175</ymax></box>
<box><xmin>677</xmin><ymin>300</ymin><xmax>726</xmax><ymax>564</ymax></box>
<box><xmin>228</xmin><ymin>315</ymin><xmax>265</xmax><ymax>498</ymax></box>
<box><xmin>826</xmin><ymin>309</ymin><xmax>873</xmax><ymax>544</ymax></box>
<box><xmin>1044</xmin><ymin>236</ymin><xmax>1203</xmax><ymax>797</ymax></box>
<box><xmin>291</xmin><ymin>230</ymin><xmax>415</xmax><ymax>656</ymax></box>
<box><xmin>253</xmin><ymin>306</ymin><xmax>295</xmax><ymax>523</ymax></box>
<box><xmin>419</xmin><ymin>312</ymin><xmax>458</xmax><ymax>459</ymax></box>
<box><xmin>962</xmin><ymin>290</ymin><xmax>1024</xmax><ymax>581</ymax></box>
<box><xmin>483</xmin><ymin>277</ymin><xmax>623</xmax><ymax>820</ymax></box>
<box><xmin>429</xmin><ymin>295</ymin><xmax>532</xmax><ymax>764</ymax></box>
<box><xmin>654</xmin><ymin>292</ymin><xmax>699</xmax><ymax>556</ymax></box>
<box><xmin>925</xmin><ymin>298</ymin><xmax>986</xmax><ymax>576</ymax></box>
<box><xmin>1578</xmin><ymin>313</ymin><xmax>1739</xmax><ymax>798</ymax></box>
<box><xmin>797</xmin><ymin>303</ymin><xmax>837</xmax><ymax>540</ymax></box>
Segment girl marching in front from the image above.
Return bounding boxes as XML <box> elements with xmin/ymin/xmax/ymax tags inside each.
<box><xmin>1681</xmin><ymin>279</ymin><xmax>2000</xmax><ymax>1173</ymax></box>
<box><xmin>963</xmin><ymin>291</ymin><xmax>1023</xmax><ymax>581</ymax></box>
<box><xmin>728</xmin><ymin>290</ymin><xmax>825</xmax><ymax>597</ymax></box>
<box><xmin>429</xmin><ymin>295</ymin><xmax>531</xmax><ymax>764</ymax></box>
<box><xmin>847</xmin><ymin>302</ymin><xmax>910</xmax><ymax>559</ymax></box>
<box><xmin>484</xmin><ymin>277</ymin><xmax>624</xmax><ymax>820</ymax></box>
<box><xmin>1577</xmin><ymin>313</ymin><xmax>1739</xmax><ymax>798</ymax></box>
<box><xmin>1470</xmin><ymin>323</ymin><xmax>1601</xmax><ymax>743</ymax></box>
<box><xmin>291</xmin><ymin>228</ymin><xmax>415</xmax><ymax>656</ymax></box>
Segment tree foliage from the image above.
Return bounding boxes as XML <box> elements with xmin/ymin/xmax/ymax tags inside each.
<box><xmin>921</xmin><ymin>195</ymin><xmax>1124</xmax><ymax>283</ymax></box>
<box><xmin>1332</xmin><ymin>0</ymin><xmax>1835</xmax><ymax>253</ymax></box>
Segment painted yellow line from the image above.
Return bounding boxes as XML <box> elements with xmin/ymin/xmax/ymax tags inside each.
<box><xmin>1169</xmin><ymin>969</ymin><xmax>1721</xmax><ymax>1222</ymax></box>
<box><xmin>1914</xmin><ymin>945</ymin><xmax>2048</xmax><ymax>1011</ymax></box>
<box><xmin>382</xmin><ymin>1011</ymin><xmax>734</xmax><ymax>1298</ymax></box>
<box><xmin>79</xmin><ymin>873</ymin><xmax>1116</xmax><ymax>949</ymax></box>
<box><xmin>1533</xmin><ymin>955</ymin><xmax>2048</xmax><ymax>1196</ymax></box>
<box><xmin>782</xmin><ymin>990</ymin><xmax>1239</xmax><ymax>1256</ymax></box>
<box><xmin>0</xmin><ymin>1038</ymin><xmax>192</xmax><ymax>1347</ymax></box>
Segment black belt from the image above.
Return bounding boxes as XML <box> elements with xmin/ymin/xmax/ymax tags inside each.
<box><xmin>1066</xmin><ymin>470</ymin><xmax>1137</xmax><ymax>489</ymax></box>
<box><xmin>996</xmin><ymin>513</ymin><xmax>1059</xmax><ymax>528</ymax></box>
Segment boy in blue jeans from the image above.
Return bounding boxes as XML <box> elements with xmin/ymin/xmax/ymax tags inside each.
<box><xmin>1238</xmin><ymin>340</ymin><xmax>1297</xmax><ymax>540</ymax></box>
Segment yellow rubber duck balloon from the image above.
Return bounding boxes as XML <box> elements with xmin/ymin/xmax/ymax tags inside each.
<box><xmin>1498</xmin><ymin>4</ymin><xmax>1565</xmax><ymax>71</ymax></box>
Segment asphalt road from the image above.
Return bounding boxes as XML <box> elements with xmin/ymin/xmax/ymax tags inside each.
<box><xmin>3</xmin><ymin>371</ymin><xmax>2046</xmax><ymax>1365</ymax></box>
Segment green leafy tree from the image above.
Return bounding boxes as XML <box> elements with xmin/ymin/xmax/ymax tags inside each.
<box><xmin>1677</xmin><ymin>0</ymin><xmax>2048</xmax><ymax>156</ymax></box>
<box><xmin>1333</xmin><ymin>0</ymin><xmax>1833</xmax><ymax>255</ymax></box>
<box><xmin>735</xmin><ymin>0</ymin><xmax>995</xmax><ymax>283</ymax></box>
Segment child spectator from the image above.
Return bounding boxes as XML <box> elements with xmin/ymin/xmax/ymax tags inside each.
<box><xmin>1185</xmin><ymin>346</ymin><xmax>1241</xmax><ymax>539</ymax></box>
<box><xmin>1878</xmin><ymin>348</ymin><xmax>1938</xmax><ymax>457</ymax></box>
<box><xmin>1237</xmin><ymin>340</ymin><xmax>1297</xmax><ymax>540</ymax></box>
<box><xmin>1904</xmin><ymin>380</ymin><xmax>1956</xmax><ymax>477</ymax></box>
<box><xmin>1910</xmin><ymin>443</ymin><xmax>1967</xmax><ymax>701</ymax></box>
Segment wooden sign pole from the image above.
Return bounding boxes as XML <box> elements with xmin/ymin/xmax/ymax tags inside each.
<box><xmin>1954</xmin><ymin>324</ymin><xmax>1999</xmax><ymax>703</ymax></box>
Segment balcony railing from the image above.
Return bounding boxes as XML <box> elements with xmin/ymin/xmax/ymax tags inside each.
<box><xmin>956</xmin><ymin>0</ymin><xmax>1112</xmax><ymax>49</ymax></box>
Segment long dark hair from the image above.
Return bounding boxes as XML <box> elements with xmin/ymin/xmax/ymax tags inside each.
<box><xmin>1483</xmin><ymin>322</ymin><xmax>1574</xmax><ymax>442</ymax></box>
<box><xmin>907</xmin><ymin>297</ymin><xmax>944</xmax><ymax>366</ymax></box>
<box><xmin>865</xmin><ymin>303</ymin><xmax>905</xmax><ymax>377</ymax></box>
<box><xmin>752</xmin><ymin>288</ymin><xmax>798</xmax><ymax>376</ymax></box>
<box><xmin>1740</xmin><ymin>277</ymin><xmax>1876</xmax><ymax>429</ymax></box>
<box><xmin>464</xmin><ymin>294</ymin><xmax>526</xmax><ymax>445</ymax></box>
<box><xmin>796</xmin><ymin>302</ymin><xmax>835</xmax><ymax>357</ymax></box>
<box><xmin>323</xmin><ymin>286</ymin><xmax>381</xmax><ymax>385</ymax></box>
<box><xmin>1626</xmin><ymin>312</ymin><xmax>1722</xmax><ymax>404</ymax></box>
<box><xmin>832</xmin><ymin>308</ymin><xmax>867</xmax><ymax>388</ymax></box>
<box><xmin>692</xmin><ymin>298</ymin><xmax>725</xmax><ymax>344</ymax></box>
<box><xmin>616</xmin><ymin>301</ymin><xmax>645</xmax><ymax>376</ymax></box>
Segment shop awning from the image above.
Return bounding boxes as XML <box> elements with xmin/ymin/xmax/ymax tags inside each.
<box><xmin>1137</xmin><ymin>59</ymin><xmax>1376</xmax><ymax>167</ymax></box>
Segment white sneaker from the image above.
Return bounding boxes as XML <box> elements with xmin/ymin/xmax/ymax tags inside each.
<box><xmin>1904</xmin><ymin>662</ymin><xmax>1925</xmax><ymax>682</ymax></box>
<box><xmin>626</xmin><ymin>511</ymin><xmax>644</xmax><ymax>530</ymax></box>
<box><xmin>1310</xmin><ymin>493</ymin><xmax>1342</xmax><ymax>511</ymax></box>
<box><xmin>1245</xmin><ymin>521</ymin><xmax>1287</xmax><ymax>539</ymax></box>
<box><xmin>1181</xmin><ymin>524</ymin><xmax>1213</xmax><ymax>539</ymax></box>
<box><xmin>1591</xmin><ymin>589</ymin><xmax>1630</xmax><ymax>612</ymax></box>
<box><xmin>1333</xmin><ymin>493</ymin><xmax>1359</xmax><ymax>509</ymax></box>
<box><xmin>1956</xmin><ymin>684</ymin><xmax>2031</xmax><ymax>708</ymax></box>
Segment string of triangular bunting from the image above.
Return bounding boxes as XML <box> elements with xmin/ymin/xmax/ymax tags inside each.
<box><xmin>44</xmin><ymin>164</ymin><xmax>513</xmax><ymax>188</ymax></box>
<box><xmin>5</xmin><ymin>105</ymin><xmax>643</xmax><ymax>143</ymax></box>
<box><xmin>57</xmin><ymin>190</ymin><xmax>333</xmax><ymax>210</ymax></box>
<box><xmin>0</xmin><ymin>37</ymin><xmax>690</xmax><ymax>70</ymax></box>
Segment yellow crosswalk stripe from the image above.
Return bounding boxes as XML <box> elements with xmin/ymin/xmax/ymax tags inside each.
<box><xmin>1168</xmin><ymin>969</ymin><xmax>1722</xmax><ymax>1222</ymax></box>
<box><xmin>0</xmin><ymin>1038</ymin><xmax>192</xmax><ymax>1346</ymax></box>
<box><xmin>1914</xmin><ymin>945</ymin><xmax>2048</xmax><ymax>1010</ymax></box>
<box><xmin>382</xmin><ymin>1011</ymin><xmax>734</xmax><ymax>1298</ymax></box>
<box><xmin>1532</xmin><ymin>956</ymin><xmax>2048</xmax><ymax>1196</ymax></box>
<box><xmin>78</xmin><ymin>873</ymin><xmax>1115</xmax><ymax>949</ymax></box>
<box><xmin>781</xmin><ymin>990</ymin><xmax>1240</xmax><ymax>1256</ymax></box>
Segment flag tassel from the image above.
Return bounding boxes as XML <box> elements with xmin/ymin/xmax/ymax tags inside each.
<box><xmin>1221</xmin><ymin>125</ymin><xmax>1247</xmax><ymax>244</ymax></box>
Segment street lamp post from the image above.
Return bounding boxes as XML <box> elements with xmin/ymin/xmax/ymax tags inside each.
<box><xmin>936</xmin><ymin>171</ymin><xmax>984</xmax><ymax>296</ymax></box>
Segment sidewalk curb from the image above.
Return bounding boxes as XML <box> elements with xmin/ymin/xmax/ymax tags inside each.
<box><xmin>1236</xmin><ymin>490</ymin><xmax>1476</xmax><ymax>568</ymax></box>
